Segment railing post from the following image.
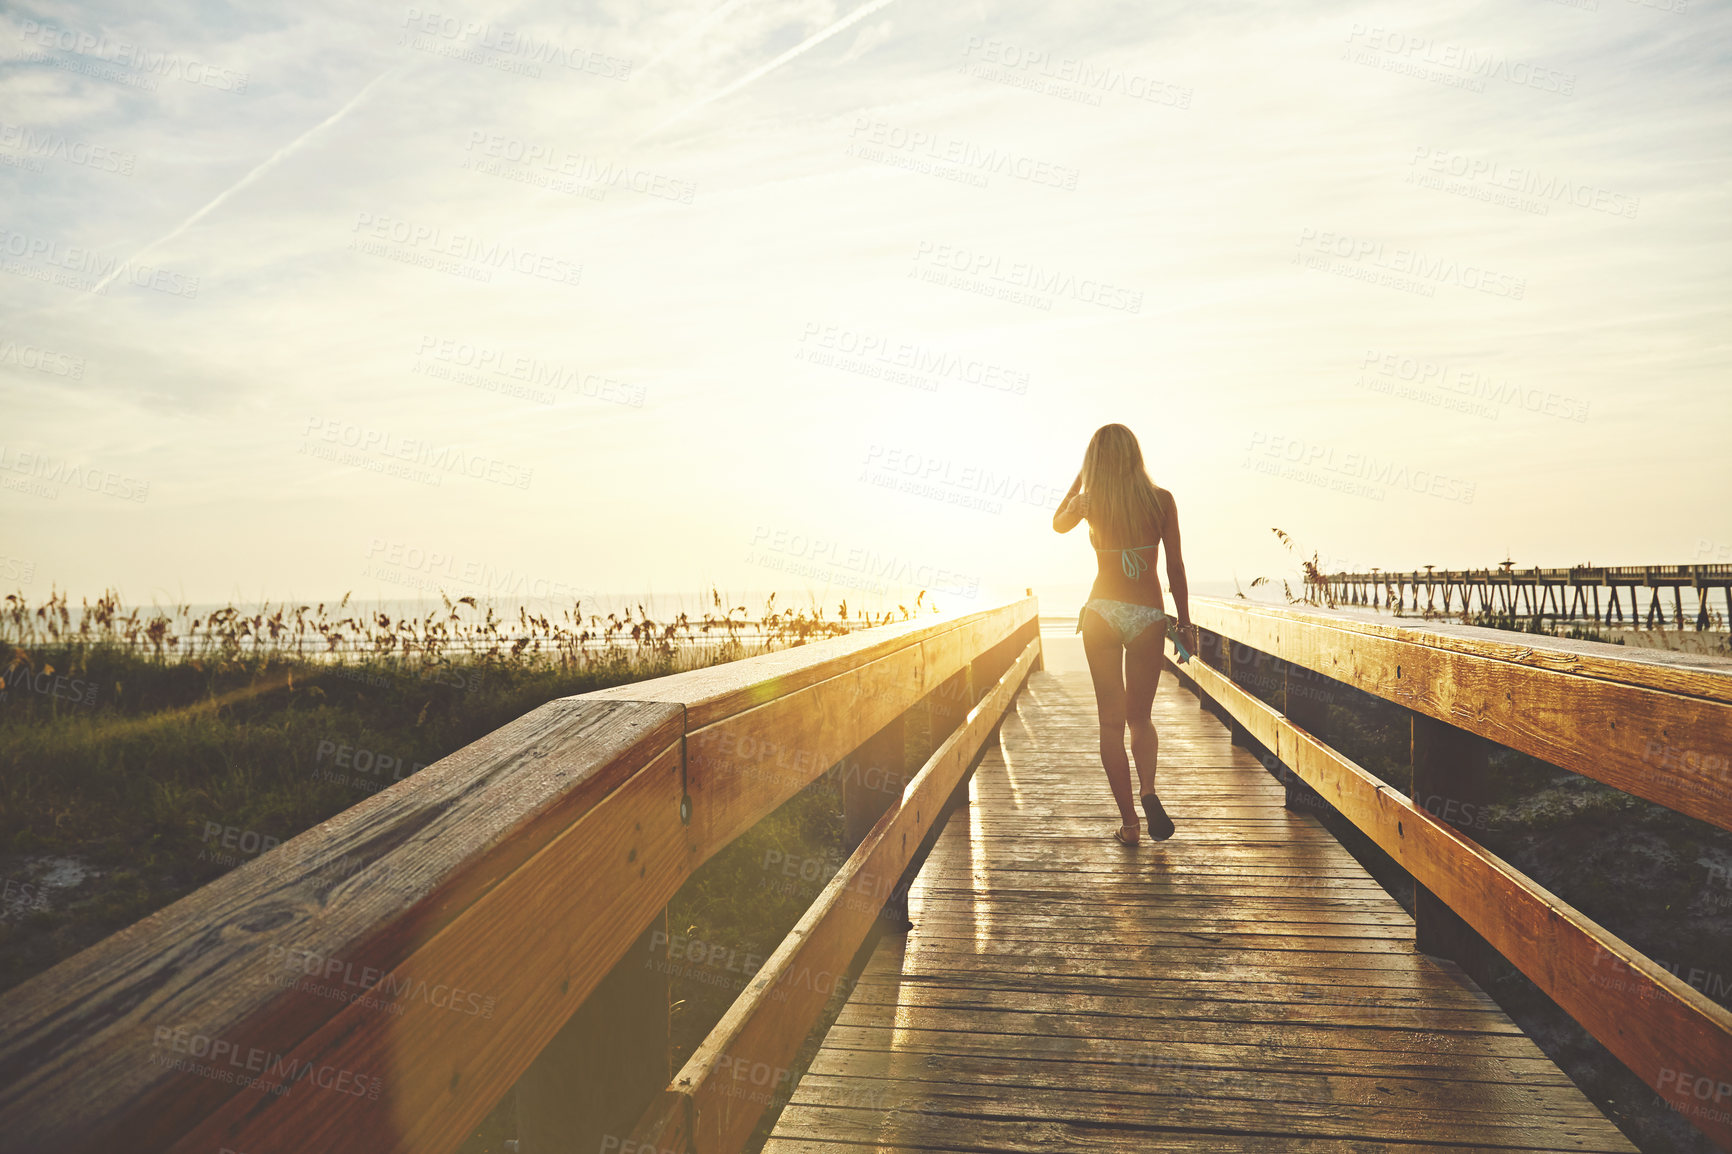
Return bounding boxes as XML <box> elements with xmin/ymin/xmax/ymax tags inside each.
<box><xmin>514</xmin><ymin>912</ymin><xmax>671</xmax><ymax>1154</ymax></box>
<box><xmin>1213</xmin><ymin>636</ymin><xmax>1253</xmax><ymax>748</ymax></box>
<box><xmin>1199</xmin><ymin>629</ymin><xmax>1231</xmax><ymax>726</ymax></box>
<box><xmin>1410</xmin><ymin>713</ymin><xmax>1492</xmax><ymax>986</ymax></box>
<box><xmin>1280</xmin><ymin>660</ymin><xmax>1331</xmax><ymax>814</ymax></box>
<box><xmin>1024</xmin><ymin>592</ymin><xmax>1044</xmax><ymax>673</ymax></box>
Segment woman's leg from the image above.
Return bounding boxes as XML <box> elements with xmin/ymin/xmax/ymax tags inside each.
<box><xmin>1080</xmin><ymin>610</ymin><xmax>1138</xmax><ymax>838</ymax></box>
<box><xmin>1124</xmin><ymin>620</ymin><xmax>1167</xmax><ymax>796</ymax></box>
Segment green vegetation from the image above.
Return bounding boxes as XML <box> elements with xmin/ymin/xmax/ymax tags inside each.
<box><xmin>0</xmin><ymin>588</ymin><xmax>934</xmax><ymax>1153</ymax></box>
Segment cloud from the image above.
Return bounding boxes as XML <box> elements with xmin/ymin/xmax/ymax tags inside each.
<box><xmin>835</xmin><ymin>17</ymin><xmax>893</xmax><ymax>66</ymax></box>
<box><xmin>87</xmin><ymin>65</ymin><xmax>400</xmax><ymax>296</ymax></box>
<box><xmin>638</xmin><ymin>0</ymin><xmax>899</xmax><ymax>138</ymax></box>
<box><xmin>3</xmin><ymin>0</ymin><xmax>1728</xmax><ymax>603</ymax></box>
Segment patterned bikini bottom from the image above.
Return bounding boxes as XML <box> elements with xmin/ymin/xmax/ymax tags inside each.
<box><xmin>1076</xmin><ymin>599</ymin><xmax>1194</xmax><ymax>663</ymax></box>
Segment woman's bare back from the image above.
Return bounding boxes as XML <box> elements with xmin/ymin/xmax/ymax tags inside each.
<box><xmin>1087</xmin><ymin>487</ymin><xmax>1172</xmax><ymax>609</ymax></box>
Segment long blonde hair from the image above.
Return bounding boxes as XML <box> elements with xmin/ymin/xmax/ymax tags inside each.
<box><xmin>1081</xmin><ymin>424</ymin><xmax>1164</xmax><ymax>547</ymax></box>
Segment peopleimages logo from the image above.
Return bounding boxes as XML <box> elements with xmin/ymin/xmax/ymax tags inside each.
<box><xmin>266</xmin><ymin>943</ymin><xmax>498</xmax><ymax>1018</ymax></box>
<box><xmin>0</xmin><ymin>444</ymin><xmax>149</xmax><ymax>502</ymax></box>
<box><xmin>399</xmin><ymin>7</ymin><xmax>632</xmax><ymax>79</ymax></box>
<box><xmin>0</xmin><ymin>226</ymin><xmax>199</xmax><ymax>298</ymax></box>
<box><xmin>1295</xmin><ymin>229</ymin><xmax>1525</xmax><ymax>299</ymax></box>
<box><xmin>1243</xmin><ymin>431</ymin><xmax>1476</xmax><ymax>504</ymax></box>
<box><xmin>1343</xmin><ymin>25</ymin><xmax>1575</xmax><ymax>95</ymax></box>
<box><xmin>848</xmin><ymin>117</ymin><xmax>1080</xmax><ymax>190</ymax></box>
<box><xmin>911</xmin><ymin>240</ymin><xmax>1143</xmax><ymax>313</ymax></box>
<box><xmin>797</xmin><ymin>323</ymin><xmax>1029</xmax><ymax>394</ymax></box>
<box><xmin>350</xmin><ymin>213</ymin><xmax>583</xmax><ymax>287</ymax></box>
<box><xmin>15</xmin><ymin>19</ymin><xmax>250</xmax><ymax>93</ymax></box>
<box><xmin>414</xmin><ymin>336</ymin><xmax>645</xmax><ymax>407</ymax></box>
<box><xmin>463</xmin><ymin>132</ymin><xmax>692</xmax><ymax>203</ymax></box>
<box><xmin>746</xmin><ymin>525</ymin><xmax>981</xmax><ymax>598</ymax></box>
<box><xmin>1408</xmin><ymin>147</ymin><xmax>1639</xmax><ymax>219</ymax></box>
<box><xmin>301</xmin><ymin>417</ymin><xmax>534</xmax><ymax>490</ymax></box>
<box><xmin>0</xmin><ymin>120</ymin><xmax>135</xmax><ymax>175</ymax></box>
<box><xmin>150</xmin><ymin>1025</ymin><xmax>382</xmax><ymax>1099</ymax></box>
<box><xmin>0</xmin><ymin>337</ymin><xmax>85</xmax><ymax>379</ymax></box>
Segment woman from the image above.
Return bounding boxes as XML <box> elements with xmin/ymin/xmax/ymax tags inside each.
<box><xmin>1053</xmin><ymin>423</ymin><xmax>1197</xmax><ymax>847</ymax></box>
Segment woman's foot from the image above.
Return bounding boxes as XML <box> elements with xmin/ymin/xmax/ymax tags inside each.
<box><xmin>1113</xmin><ymin>823</ymin><xmax>1139</xmax><ymax>847</ymax></box>
<box><xmin>1141</xmin><ymin>792</ymin><xmax>1175</xmax><ymax>841</ymax></box>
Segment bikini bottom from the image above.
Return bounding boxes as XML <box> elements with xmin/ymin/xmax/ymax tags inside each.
<box><xmin>1076</xmin><ymin>598</ymin><xmax>1194</xmax><ymax>663</ymax></box>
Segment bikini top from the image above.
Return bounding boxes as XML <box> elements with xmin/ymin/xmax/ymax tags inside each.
<box><xmin>1096</xmin><ymin>543</ymin><xmax>1157</xmax><ymax>580</ymax></box>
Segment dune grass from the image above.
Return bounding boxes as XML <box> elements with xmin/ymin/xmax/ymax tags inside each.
<box><xmin>0</xmin><ymin>588</ymin><xmax>927</xmax><ymax>994</ymax></box>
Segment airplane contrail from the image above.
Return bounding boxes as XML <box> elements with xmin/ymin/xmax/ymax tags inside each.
<box><xmin>639</xmin><ymin>0</ymin><xmax>897</xmax><ymax>139</ymax></box>
<box><xmin>88</xmin><ymin>66</ymin><xmax>399</xmax><ymax>296</ymax></box>
<box><xmin>639</xmin><ymin>0</ymin><xmax>759</xmax><ymax>75</ymax></box>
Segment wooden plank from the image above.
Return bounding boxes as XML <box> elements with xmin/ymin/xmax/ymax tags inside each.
<box><xmin>0</xmin><ymin>699</ymin><xmax>682</xmax><ymax>1154</ymax></box>
<box><xmin>870</xmin><ymin>927</ymin><xmax>1424</xmax><ymax>953</ymax></box>
<box><xmin>1184</xmin><ymin>655</ymin><xmax>1732</xmax><ymax>1150</ymax></box>
<box><xmin>682</xmin><ymin>643</ymin><xmax>926</xmax><ymax>862</ymax></box>
<box><xmin>786</xmin><ymin>1067</ymin><xmax>1635</xmax><ymax>1143</ymax></box>
<box><xmin>883</xmin><ymin>938</ymin><xmax>1500</xmax><ymax>979</ymax></box>
<box><xmin>761</xmin><ymin>1132</ymin><xmax>1542</xmax><ymax>1154</ymax></box>
<box><xmin>887</xmin><ymin>905</ymin><xmax>1417</xmax><ymax>932</ymax></box>
<box><xmin>680</xmin><ymin>605</ymin><xmax>1029</xmax><ymax>865</ymax></box>
<box><xmin>1188</xmin><ymin>598</ymin><xmax>1732</xmax><ymax>831</ymax></box>
<box><xmin>762</xmin><ymin>1128</ymin><xmax>1560</xmax><ymax>1154</ymax></box>
<box><xmin>764</xmin><ymin>645</ymin><xmax>1637</xmax><ymax>1154</ymax></box>
<box><xmin>801</xmin><ymin>1051</ymin><xmax>1615</xmax><ymax>1122</ymax></box>
<box><xmin>810</xmin><ymin>1022</ymin><xmax>1576</xmax><ymax>1079</ymax></box>
<box><xmin>631</xmin><ymin>637</ymin><xmax>1040</xmax><ymax>1154</ymax></box>
<box><xmin>778</xmin><ymin>1076</ymin><xmax>1638</xmax><ymax>1151</ymax></box>
<box><xmin>831</xmin><ymin>995</ymin><xmax>1531</xmax><ymax>1038</ymax></box>
<box><xmin>585</xmin><ymin>599</ymin><xmax>1037</xmax><ymax>728</ymax></box>
<box><xmin>169</xmin><ymin>738</ymin><xmax>690</xmax><ymax>1153</ymax></box>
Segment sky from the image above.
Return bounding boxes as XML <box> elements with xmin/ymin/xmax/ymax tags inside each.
<box><xmin>1</xmin><ymin>0</ymin><xmax>1728</xmax><ymax>618</ymax></box>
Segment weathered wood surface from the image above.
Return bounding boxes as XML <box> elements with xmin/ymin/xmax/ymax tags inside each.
<box><xmin>1220</xmin><ymin>598</ymin><xmax>1732</xmax><ymax>699</ymax></box>
<box><xmin>1182</xmin><ymin>654</ymin><xmax>1732</xmax><ymax>1150</ymax></box>
<box><xmin>0</xmin><ymin>698</ymin><xmax>682</xmax><ymax>1154</ymax></box>
<box><xmin>0</xmin><ymin>600</ymin><xmax>1038</xmax><ymax>1154</ymax></box>
<box><xmin>764</xmin><ymin>634</ymin><xmax>1637</xmax><ymax>1153</ymax></box>
<box><xmin>585</xmin><ymin>601</ymin><xmax>1038</xmax><ymax>728</ymax></box>
<box><xmin>631</xmin><ymin>636</ymin><xmax>1041</xmax><ymax>1153</ymax></box>
<box><xmin>1189</xmin><ymin>597</ymin><xmax>1732</xmax><ymax>833</ymax></box>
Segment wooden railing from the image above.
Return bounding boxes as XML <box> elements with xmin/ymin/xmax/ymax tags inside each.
<box><xmin>0</xmin><ymin>596</ymin><xmax>1041</xmax><ymax>1154</ymax></box>
<box><xmin>1167</xmin><ymin>596</ymin><xmax>1732</xmax><ymax>1151</ymax></box>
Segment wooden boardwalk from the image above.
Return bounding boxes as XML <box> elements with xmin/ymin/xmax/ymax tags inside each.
<box><xmin>764</xmin><ymin>632</ymin><xmax>1638</xmax><ymax>1153</ymax></box>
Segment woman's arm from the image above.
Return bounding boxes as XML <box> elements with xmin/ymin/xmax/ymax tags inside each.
<box><xmin>1161</xmin><ymin>489</ymin><xmax>1194</xmax><ymax>644</ymax></box>
<box><xmin>1053</xmin><ymin>473</ymin><xmax>1086</xmax><ymax>533</ymax></box>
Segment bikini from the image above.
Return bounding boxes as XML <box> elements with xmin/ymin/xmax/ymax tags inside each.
<box><xmin>1075</xmin><ymin>543</ymin><xmax>1195</xmax><ymax>662</ymax></box>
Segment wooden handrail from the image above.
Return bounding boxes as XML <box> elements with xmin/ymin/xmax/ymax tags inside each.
<box><xmin>1171</xmin><ymin>597</ymin><xmax>1732</xmax><ymax>1150</ymax></box>
<box><xmin>1189</xmin><ymin>598</ymin><xmax>1732</xmax><ymax>830</ymax></box>
<box><xmin>628</xmin><ymin>632</ymin><xmax>1042</xmax><ymax>1152</ymax></box>
<box><xmin>0</xmin><ymin>596</ymin><xmax>1039</xmax><ymax>1154</ymax></box>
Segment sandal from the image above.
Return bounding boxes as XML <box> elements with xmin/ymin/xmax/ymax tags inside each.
<box><xmin>1112</xmin><ymin>824</ymin><xmax>1139</xmax><ymax>847</ymax></box>
<box><xmin>1141</xmin><ymin>792</ymin><xmax>1175</xmax><ymax>841</ymax></box>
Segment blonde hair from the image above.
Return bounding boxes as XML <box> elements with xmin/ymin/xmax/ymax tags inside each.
<box><xmin>1080</xmin><ymin>423</ymin><xmax>1164</xmax><ymax>547</ymax></box>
